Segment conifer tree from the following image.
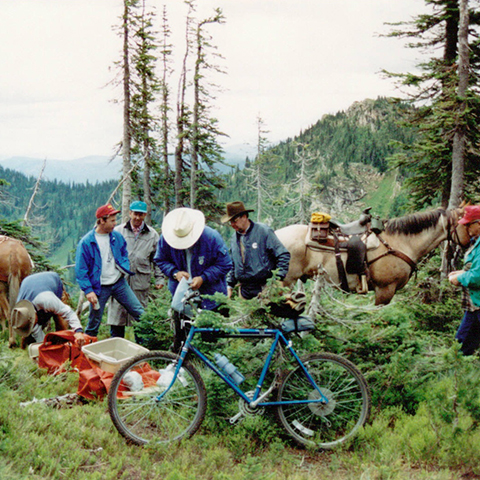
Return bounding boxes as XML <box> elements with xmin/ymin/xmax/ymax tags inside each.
<box><xmin>190</xmin><ymin>8</ymin><xmax>226</xmax><ymax>209</ymax></box>
<box><xmin>158</xmin><ymin>5</ymin><xmax>173</xmax><ymax>214</ymax></box>
<box><xmin>120</xmin><ymin>0</ymin><xmax>134</xmax><ymax>221</ymax></box>
<box><xmin>385</xmin><ymin>0</ymin><xmax>480</xmax><ymax>208</ymax></box>
<box><xmin>449</xmin><ymin>0</ymin><xmax>469</xmax><ymax>208</ymax></box>
<box><xmin>173</xmin><ymin>1</ymin><xmax>227</xmax><ymax>217</ymax></box>
<box><xmin>244</xmin><ymin>116</ymin><xmax>275</xmax><ymax>223</ymax></box>
<box><xmin>174</xmin><ymin>0</ymin><xmax>194</xmax><ymax>208</ymax></box>
<box><xmin>284</xmin><ymin>143</ymin><xmax>315</xmax><ymax>224</ymax></box>
<box><xmin>113</xmin><ymin>0</ymin><xmax>162</xmax><ymax>222</ymax></box>
<box><xmin>130</xmin><ymin>0</ymin><xmax>161</xmax><ymax>222</ymax></box>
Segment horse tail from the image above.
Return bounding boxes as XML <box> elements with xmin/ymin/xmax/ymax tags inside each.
<box><xmin>8</xmin><ymin>247</ymin><xmax>21</xmax><ymax>310</ymax></box>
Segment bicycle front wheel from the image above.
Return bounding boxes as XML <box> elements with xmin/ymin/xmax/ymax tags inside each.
<box><xmin>108</xmin><ymin>351</ymin><xmax>207</xmax><ymax>445</ymax></box>
<box><xmin>275</xmin><ymin>352</ymin><xmax>370</xmax><ymax>449</ymax></box>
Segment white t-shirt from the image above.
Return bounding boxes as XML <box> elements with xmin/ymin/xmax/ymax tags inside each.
<box><xmin>30</xmin><ymin>291</ymin><xmax>83</xmax><ymax>342</ymax></box>
<box><xmin>95</xmin><ymin>232</ymin><xmax>121</xmax><ymax>285</ymax></box>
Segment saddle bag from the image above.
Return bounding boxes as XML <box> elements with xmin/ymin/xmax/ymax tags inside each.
<box><xmin>310</xmin><ymin>222</ymin><xmax>329</xmax><ymax>242</ymax></box>
<box><xmin>309</xmin><ymin>212</ymin><xmax>332</xmax><ymax>243</ymax></box>
<box><xmin>38</xmin><ymin>330</ymin><xmax>96</xmax><ymax>375</ymax></box>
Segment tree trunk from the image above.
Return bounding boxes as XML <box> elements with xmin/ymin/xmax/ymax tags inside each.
<box><xmin>190</xmin><ymin>24</ymin><xmax>201</xmax><ymax>209</ymax></box>
<box><xmin>122</xmin><ymin>0</ymin><xmax>132</xmax><ymax>222</ymax></box>
<box><xmin>448</xmin><ymin>0</ymin><xmax>469</xmax><ymax>209</ymax></box>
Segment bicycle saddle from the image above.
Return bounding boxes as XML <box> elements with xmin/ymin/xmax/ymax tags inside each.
<box><xmin>281</xmin><ymin>315</ymin><xmax>315</xmax><ymax>334</ymax></box>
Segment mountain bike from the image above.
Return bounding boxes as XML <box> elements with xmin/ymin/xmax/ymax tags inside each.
<box><xmin>107</xmin><ymin>291</ymin><xmax>371</xmax><ymax>449</ymax></box>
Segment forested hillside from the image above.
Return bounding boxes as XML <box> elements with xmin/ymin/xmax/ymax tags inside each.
<box><xmin>219</xmin><ymin>97</ymin><xmax>415</xmax><ymax>231</ymax></box>
<box><xmin>0</xmin><ymin>167</ymin><xmax>118</xmax><ymax>262</ymax></box>
<box><xmin>0</xmin><ymin>97</ymin><xmax>414</xmax><ymax>264</ymax></box>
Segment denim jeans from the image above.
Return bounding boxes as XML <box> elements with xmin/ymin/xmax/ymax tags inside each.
<box><xmin>85</xmin><ymin>277</ymin><xmax>144</xmax><ymax>337</ymax></box>
<box><xmin>455</xmin><ymin>310</ymin><xmax>480</xmax><ymax>355</ymax></box>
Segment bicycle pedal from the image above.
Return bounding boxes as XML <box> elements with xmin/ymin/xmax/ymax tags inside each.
<box><xmin>229</xmin><ymin>411</ymin><xmax>244</xmax><ymax>424</ymax></box>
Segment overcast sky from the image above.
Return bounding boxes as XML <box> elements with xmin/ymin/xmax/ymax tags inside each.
<box><xmin>0</xmin><ymin>0</ymin><xmax>426</xmax><ymax>160</ymax></box>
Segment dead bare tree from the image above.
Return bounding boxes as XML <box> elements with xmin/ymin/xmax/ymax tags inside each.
<box><xmin>23</xmin><ymin>159</ymin><xmax>46</xmax><ymax>227</ymax></box>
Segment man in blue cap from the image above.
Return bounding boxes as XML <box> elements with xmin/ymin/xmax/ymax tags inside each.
<box><xmin>107</xmin><ymin>200</ymin><xmax>165</xmax><ymax>338</ymax></box>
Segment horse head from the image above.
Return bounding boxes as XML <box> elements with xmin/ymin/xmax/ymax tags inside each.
<box><xmin>447</xmin><ymin>206</ymin><xmax>470</xmax><ymax>248</ymax></box>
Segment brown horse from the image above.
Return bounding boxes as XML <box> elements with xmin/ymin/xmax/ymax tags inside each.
<box><xmin>276</xmin><ymin>208</ymin><xmax>469</xmax><ymax>305</ymax></box>
<box><xmin>0</xmin><ymin>236</ymin><xmax>33</xmax><ymax>344</ymax></box>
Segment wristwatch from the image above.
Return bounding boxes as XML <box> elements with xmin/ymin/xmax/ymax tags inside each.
<box><xmin>173</xmin><ymin>272</ymin><xmax>178</xmax><ymax>281</ymax></box>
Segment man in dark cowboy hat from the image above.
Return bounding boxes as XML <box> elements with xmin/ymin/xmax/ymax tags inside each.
<box><xmin>221</xmin><ymin>201</ymin><xmax>291</xmax><ymax>300</ymax></box>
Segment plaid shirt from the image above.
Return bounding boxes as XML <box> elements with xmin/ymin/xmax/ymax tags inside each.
<box><xmin>461</xmin><ymin>261</ymin><xmax>480</xmax><ymax>312</ymax></box>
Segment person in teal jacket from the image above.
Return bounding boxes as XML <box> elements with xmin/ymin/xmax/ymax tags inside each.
<box><xmin>448</xmin><ymin>205</ymin><xmax>480</xmax><ymax>355</ymax></box>
<box><xmin>75</xmin><ymin>203</ymin><xmax>144</xmax><ymax>338</ymax></box>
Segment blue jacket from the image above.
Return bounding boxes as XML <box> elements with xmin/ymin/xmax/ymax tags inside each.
<box><xmin>154</xmin><ymin>226</ymin><xmax>232</xmax><ymax>310</ymax></box>
<box><xmin>75</xmin><ymin>228</ymin><xmax>133</xmax><ymax>296</ymax></box>
<box><xmin>227</xmin><ymin>221</ymin><xmax>290</xmax><ymax>292</ymax></box>
<box><xmin>18</xmin><ymin>271</ymin><xmax>63</xmax><ymax>302</ymax></box>
<box><xmin>458</xmin><ymin>236</ymin><xmax>480</xmax><ymax>307</ymax></box>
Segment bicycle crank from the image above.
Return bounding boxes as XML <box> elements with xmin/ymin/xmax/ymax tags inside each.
<box><xmin>229</xmin><ymin>391</ymin><xmax>265</xmax><ymax>424</ymax></box>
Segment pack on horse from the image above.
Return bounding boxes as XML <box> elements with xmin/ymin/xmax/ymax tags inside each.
<box><xmin>0</xmin><ymin>236</ymin><xmax>33</xmax><ymax>344</ymax></box>
<box><xmin>276</xmin><ymin>207</ymin><xmax>469</xmax><ymax>305</ymax></box>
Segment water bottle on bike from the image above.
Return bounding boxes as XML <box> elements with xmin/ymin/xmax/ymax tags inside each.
<box><xmin>214</xmin><ymin>353</ymin><xmax>245</xmax><ymax>385</ymax></box>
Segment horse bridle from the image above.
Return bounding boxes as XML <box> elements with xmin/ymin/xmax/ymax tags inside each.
<box><xmin>445</xmin><ymin>210</ymin><xmax>464</xmax><ymax>246</ymax></box>
<box><xmin>367</xmin><ymin>209</ymin><xmax>464</xmax><ymax>276</ymax></box>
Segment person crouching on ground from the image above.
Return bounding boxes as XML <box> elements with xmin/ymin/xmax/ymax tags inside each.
<box><xmin>11</xmin><ymin>271</ymin><xmax>86</xmax><ymax>348</ymax></box>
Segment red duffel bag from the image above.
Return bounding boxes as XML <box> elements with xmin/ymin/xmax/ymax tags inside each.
<box><xmin>37</xmin><ymin>330</ymin><xmax>96</xmax><ymax>375</ymax></box>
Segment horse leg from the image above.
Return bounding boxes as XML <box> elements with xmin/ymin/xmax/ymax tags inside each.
<box><xmin>0</xmin><ymin>283</ymin><xmax>6</xmax><ymax>332</ymax></box>
<box><xmin>0</xmin><ymin>285</ymin><xmax>17</xmax><ymax>347</ymax></box>
<box><xmin>374</xmin><ymin>284</ymin><xmax>397</xmax><ymax>306</ymax></box>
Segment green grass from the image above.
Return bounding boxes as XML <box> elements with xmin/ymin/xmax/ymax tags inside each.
<box><xmin>363</xmin><ymin>171</ymin><xmax>398</xmax><ymax>218</ymax></box>
<box><xmin>2</xmin><ymin>280</ymin><xmax>480</xmax><ymax>479</ymax></box>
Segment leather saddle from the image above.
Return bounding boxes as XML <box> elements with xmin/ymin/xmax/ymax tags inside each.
<box><xmin>330</xmin><ymin>207</ymin><xmax>372</xmax><ymax>236</ymax></box>
<box><xmin>306</xmin><ymin>208</ymin><xmax>384</xmax><ymax>293</ymax></box>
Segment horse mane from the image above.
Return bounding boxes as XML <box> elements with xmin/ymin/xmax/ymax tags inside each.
<box><xmin>384</xmin><ymin>208</ymin><xmax>449</xmax><ymax>235</ymax></box>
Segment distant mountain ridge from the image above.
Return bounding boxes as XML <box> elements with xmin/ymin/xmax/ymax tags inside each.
<box><xmin>0</xmin><ymin>156</ymin><xmax>122</xmax><ymax>184</ymax></box>
<box><xmin>0</xmin><ymin>145</ymin><xmax>255</xmax><ymax>184</ymax></box>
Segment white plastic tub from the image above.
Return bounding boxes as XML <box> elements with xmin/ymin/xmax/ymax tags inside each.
<box><xmin>82</xmin><ymin>338</ymin><xmax>149</xmax><ymax>374</ymax></box>
<box><xmin>28</xmin><ymin>342</ymin><xmax>42</xmax><ymax>363</ymax></box>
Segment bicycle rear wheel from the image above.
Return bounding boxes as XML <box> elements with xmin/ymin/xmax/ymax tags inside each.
<box><xmin>275</xmin><ymin>352</ymin><xmax>370</xmax><ymax>449</ymax></box>
<box><xmin>108</xmin><ymin>351</ymin><xmax>207</xmax><ymax>445</ymax></box>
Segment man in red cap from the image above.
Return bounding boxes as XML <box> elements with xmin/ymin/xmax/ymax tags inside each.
<box><xmin>448</xmin><ymin>205</ymin><xmax>480</xmax><ymax>355</ymax></box>
<box><xmin>75</xmin><ymin>203</ymin><xmax>144</xmax><ymax>339</ymax></box>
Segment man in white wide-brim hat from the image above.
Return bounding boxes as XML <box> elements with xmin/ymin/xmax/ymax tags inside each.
<box><xmin>154</xmin><ymin>207</ymin><xmax>232</xmax><ymax>312</ymax></box>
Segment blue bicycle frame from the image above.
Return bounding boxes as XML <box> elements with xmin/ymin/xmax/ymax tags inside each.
<box><xmin>156</xmin><ymin>324</ymin><xmax>330</xmax><ymax>409</ymax></box>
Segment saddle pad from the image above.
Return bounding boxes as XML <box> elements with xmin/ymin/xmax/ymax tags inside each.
<box><xmin>365</xmin><ymin>232</ymin><xmax>380</xmax><ymax>250</ymax></box>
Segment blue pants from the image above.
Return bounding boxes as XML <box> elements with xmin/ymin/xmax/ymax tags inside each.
<box><xmin>85</xmin><ymin>277</ymin><xmax>144</xmax><ymax>337</ymax></box>
<box><xmin>455</xmin><ymin>310</ymin><xmax>480</xmax><ymax>355</ymax></box>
